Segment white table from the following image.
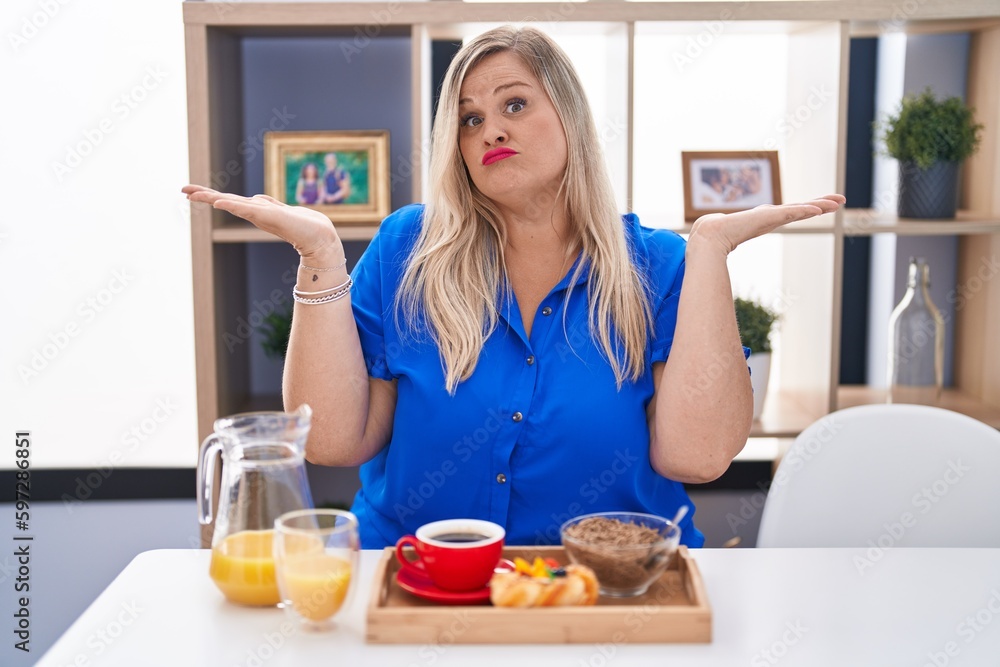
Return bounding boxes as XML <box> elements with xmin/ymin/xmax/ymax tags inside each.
<box><xmin>39</xmin><ymin>548</ymin><xmax>1000</xmax><ymax>666</ymax></box>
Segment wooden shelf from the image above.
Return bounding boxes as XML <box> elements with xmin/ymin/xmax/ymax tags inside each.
<box><xmin>842</xmin><ymin>210</ymin><xmax>1000</xmax><ymax>236</ymax></box>
<box><xmin>183</xmin><ymin>1</ymin><xmax>1000</xmax><ymax>28</ymax></box>
<box><xmin>837</xmin><ymin>386</ymin><xmax>1000</xmax><ymax>429</ymax></box>
<box><xmin>211</xmin><ymin>208</ymin><xmax>1000</xmax><ymax>242</ymax></box>
<box><xmin>749</xmin><ymin>391</ymin><xmax>827</xmax><ymax>438</ymax></box>
<box><xmin>634</xmin><ymin>19</ymin><xmax>835</xmax><ymax>36</ymax></box>
<box><xmin>850</xmin><ymin>17</ymin><xmax>1000</xmax><ymax>38</ymax></box>
<box><xmin>244</xmin><ymin>388</ymin><xmax>811</xmax><ymax>457</ymax></box>
<box><xmin>641</xmin><ymin>213</ymin><xmax>836</xmax><ymax>235</ymax></box>
<box><xmin>734</xmin><ymin>437</ymin><xmax>795</xmax><ymax>463</ymax></box>
<box><xmin>212</xmin><ymin>221</ymin><xmax>381</xmax><ymax>243</ymax></box>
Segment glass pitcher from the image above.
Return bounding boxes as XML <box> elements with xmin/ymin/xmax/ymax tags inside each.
<box><xmin>198</xmin><ymin>404</ymin><xmax>315</xmax><ymax>606</ymax></box>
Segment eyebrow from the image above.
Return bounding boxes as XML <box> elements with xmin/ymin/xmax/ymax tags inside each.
<box><xmin>459</xmin><ymin>81</ymin><xmax>532</xmax><ymax>106</ymax></box>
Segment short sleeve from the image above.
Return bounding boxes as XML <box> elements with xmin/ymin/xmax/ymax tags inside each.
<box><xmin>650</xmin><ymin>258</ymin><xmax>685</xmax><ymax>364</ymax></box>
<box><xmin>350</xmin><ymin>228</ymin><xmax>397</xmax><ymax>381</ymax></box>
<box><xmin>649</xmin><ymin>264</ymin><xmax>754</xmax><ymax>366</ymax></box>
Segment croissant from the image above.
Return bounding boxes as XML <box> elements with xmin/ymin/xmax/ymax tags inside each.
<box><xmin>490</xmin><ymin>563</ymin><xmax>599</xmax><ymax>607</ymax></box>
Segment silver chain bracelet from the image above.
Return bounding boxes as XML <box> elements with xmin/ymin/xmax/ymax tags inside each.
<box><xmin>292</xmin><ymin>277</ymin><xmax>353</xmax><ymax>304</ymax></box>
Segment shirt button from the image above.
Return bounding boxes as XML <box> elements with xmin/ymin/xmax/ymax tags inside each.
<box><xmin>512</xmin><ymin>411</ymin><xmax>523</xmax><ymax>422</ymax></box>
<box><xmin>541</xmin><ymin>306</ymin><xmax>553</xmax><ymax>316</ymax></box>
<box><xmin>496</xmin><ymin>473</ymin><xmax>507</xmax><ymax>484</ymax></box>
<box><xmin>526</xmin><ymin>355</ymin><xmax>535</xmax><ymax>365</ymax></box>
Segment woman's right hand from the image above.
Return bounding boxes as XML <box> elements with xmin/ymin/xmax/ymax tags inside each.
<box><xmin>181</xmin><ymin>184</ymin><xmax>341</xmax><ymax>260</ymax></box>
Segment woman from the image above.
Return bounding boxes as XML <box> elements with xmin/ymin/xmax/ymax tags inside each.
<box><xmin>183</xmin><ymin>26</ymin><xmax>843</xmax><ymax>548</ymax></box>
<box><xmin>294</xmin><ymin>162</ymin><xmax>322</xmax><ymax>205</ymax></box>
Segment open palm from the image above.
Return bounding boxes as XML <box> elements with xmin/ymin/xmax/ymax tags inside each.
<box><xmin>692</xmin><ymin>194</ymin><xmax>846</xmax><ymax>254</ymax></box>
<box><xmin>182</xmin><ymin>184</ymin><xmax>339</xmax><ymax>258</ymax></box>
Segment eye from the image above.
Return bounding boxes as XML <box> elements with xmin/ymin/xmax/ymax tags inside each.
<box><xmin>460</xmin><ymin>114</ymin><xmax>482</xmax><ymax>128</ymax></box>
<box><xmin>505</xmin><ymin>98</ymin><xmax>527</xmax><ymax>114</ymax></box>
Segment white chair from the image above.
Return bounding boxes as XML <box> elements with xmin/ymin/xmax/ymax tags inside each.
<box><xmin>757</xmin><ymin>404</ymin><xmax>1000</xmax><ymax>548</ymax></box>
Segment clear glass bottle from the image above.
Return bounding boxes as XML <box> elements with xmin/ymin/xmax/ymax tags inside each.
<box><xmin>887</xmin><ymin>257</ymin><xmax>945</xmax><ymax>404</ymax></box>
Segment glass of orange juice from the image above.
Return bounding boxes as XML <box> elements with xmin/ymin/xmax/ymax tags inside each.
<box><xmin>273</xmin><ymin>509</ymin><xmax>359</xmax><ymax>631</ymax></box>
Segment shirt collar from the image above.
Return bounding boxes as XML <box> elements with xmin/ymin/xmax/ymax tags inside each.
<box><xmin>552</xmin><ymin>251</ymin><xmax>591</xmax><ymax>293</ymax></box>
<box><xmin>495</xmin><ymin>252</ymin><xmax>590</xmax><ymax>343</ymax></box>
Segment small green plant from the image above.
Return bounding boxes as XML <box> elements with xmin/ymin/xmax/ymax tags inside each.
<box><xmin>259</xmin><ymin>304</ymin><xmax>293</xmax><ymax>359</ymax></box>
<box><xmin>877</xmin><ymin>87</ymin><xmax>983</xmax><ymax>170</ymax></box>
<box><xmin>734</xmin><ymin>297</ymin><xmax>778</xmax><ymax>355</ymax></box>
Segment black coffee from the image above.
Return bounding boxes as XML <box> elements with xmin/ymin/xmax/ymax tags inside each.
<box><xmin>432</xmin><ymin>532</ymin><xmax>490</xmax><ymax>543</ymax></box>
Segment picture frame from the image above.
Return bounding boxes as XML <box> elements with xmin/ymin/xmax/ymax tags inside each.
<box><xmin>264</xmin><ymin>130</ymin><xmax>390</xmax><ymax>224</ymax></box>
<box><xmin>681</xmin><ymin>151</ymin><xmax>782</xmax><ymax>222</ymax></box>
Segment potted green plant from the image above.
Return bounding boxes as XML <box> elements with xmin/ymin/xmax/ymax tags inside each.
<box><xmin>259</xmin><ymin>304</ymin><xmax>293</xmax><ymax>359</ymax></box>
<box><xmin>877</xmin><ymin>87</ymin><xmax>983</xmax><ymax>219</ymax></box>
<box><xmin>734</xmin><ymin>297</ymin><xmax>779</xmax><ymax>421</ymax></box>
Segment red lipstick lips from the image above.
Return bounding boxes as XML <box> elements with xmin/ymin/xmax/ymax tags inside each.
<box><xmin>482</xmin><ymin>147</ymin><xmax>517</xmax><ymax>166</ymax></box>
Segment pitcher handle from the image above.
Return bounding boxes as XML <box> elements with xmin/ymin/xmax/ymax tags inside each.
<box><xmin>197</xmin><ymin>434</ymin><xmax>223</xmax><ymax>525</ymax></box>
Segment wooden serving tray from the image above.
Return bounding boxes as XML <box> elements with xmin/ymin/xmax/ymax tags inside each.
<box><xmin>365</xmin><ymin>545</ymin><xmax>711</xmax><ymax>644</ymax></box>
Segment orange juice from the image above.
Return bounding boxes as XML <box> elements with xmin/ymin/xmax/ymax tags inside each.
<box><xmin>281</xmin><ymin>554</ymin><xmax>353</xmax><ymax>621</ymax></box>
<box><xmin>209</xmin><ymin>530</ymin><xmax>279</xmax><ymax>606</ymax></box>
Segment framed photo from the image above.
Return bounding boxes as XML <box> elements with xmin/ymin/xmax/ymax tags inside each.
<box><xmin>681</xmin><ymin>151</ymin><xmax>781</xmax><ymax>222</ymax></box>
<box><xmin>264</xmin><ymin>130</ymin><xmax>390</xmax><ymax>224</ymax></box>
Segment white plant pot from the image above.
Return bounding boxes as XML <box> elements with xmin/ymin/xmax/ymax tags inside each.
<box><xmin>746</xmin><ymin>352</ymin><xmax>772</xmax><ymax>421</ymax></box>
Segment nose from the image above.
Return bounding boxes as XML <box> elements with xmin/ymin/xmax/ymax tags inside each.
<box><xmin>483</xmin><ymin>132</ymin><xmax>506</xmax><ymax>147</ymax></box>
<box><xmin>481</xmin><ymin>115</ymin><xmax>507</xmax><ymax>146</ymax></box>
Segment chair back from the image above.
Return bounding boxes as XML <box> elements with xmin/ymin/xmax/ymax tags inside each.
<box><xmin>757</xmin><ymin>404</ymin><xmax>1000</xmax><ymax>548</ymax></box>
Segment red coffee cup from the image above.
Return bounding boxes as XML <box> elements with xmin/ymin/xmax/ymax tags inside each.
<box><xmin>395</xmin><ymin>519</ymin><xmax>506</xmax><ymax>592</ymax></box>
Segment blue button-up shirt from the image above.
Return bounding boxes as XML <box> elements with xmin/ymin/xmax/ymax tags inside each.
<box><xmin>349</xmin><ymin>204</ymin><xmax>706</xmax><ymax>548</ymax></box>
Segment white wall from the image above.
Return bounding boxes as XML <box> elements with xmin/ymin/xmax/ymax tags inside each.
<box><xmin>1</xmin><ymin>0</ymin><xmax>197</xmax><ymax>468</ymax></box>
<box><xmin>634</xmin><ymin>27</ymin><xmax>789</xmax><ymax>376</ymax></box>
<box><xmin>633</xmin><ymin>29</ymin><xmax>789</xmax><ymax>225</ymax></box>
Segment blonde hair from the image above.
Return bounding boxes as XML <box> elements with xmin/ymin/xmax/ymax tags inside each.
<box><xmin>396</xmin><ymin>25</ymin><xmax>652</xmax><ymax>393</ymax></box>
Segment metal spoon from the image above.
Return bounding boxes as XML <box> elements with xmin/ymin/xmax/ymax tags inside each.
<box><xmin>642</xmin><ymin>505</ymin><xmax>689</xmax><ymax>570</ymax></box>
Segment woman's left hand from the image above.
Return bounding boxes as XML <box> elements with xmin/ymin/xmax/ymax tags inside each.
<box><xmin>689</xmin><ymin>194</ymin><xmax>846</xmax><ymax>255</ymax></box>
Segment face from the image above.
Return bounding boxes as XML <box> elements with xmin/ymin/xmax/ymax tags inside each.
<box><xmin>457</xmin><ymin>51</ymin><xmax>568</xmax><ymax>210</ymax></box>
<box><xmin>325</xmin><ymin>154</ymin><xmax>337</xmax><ymax>170</ymax></box>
